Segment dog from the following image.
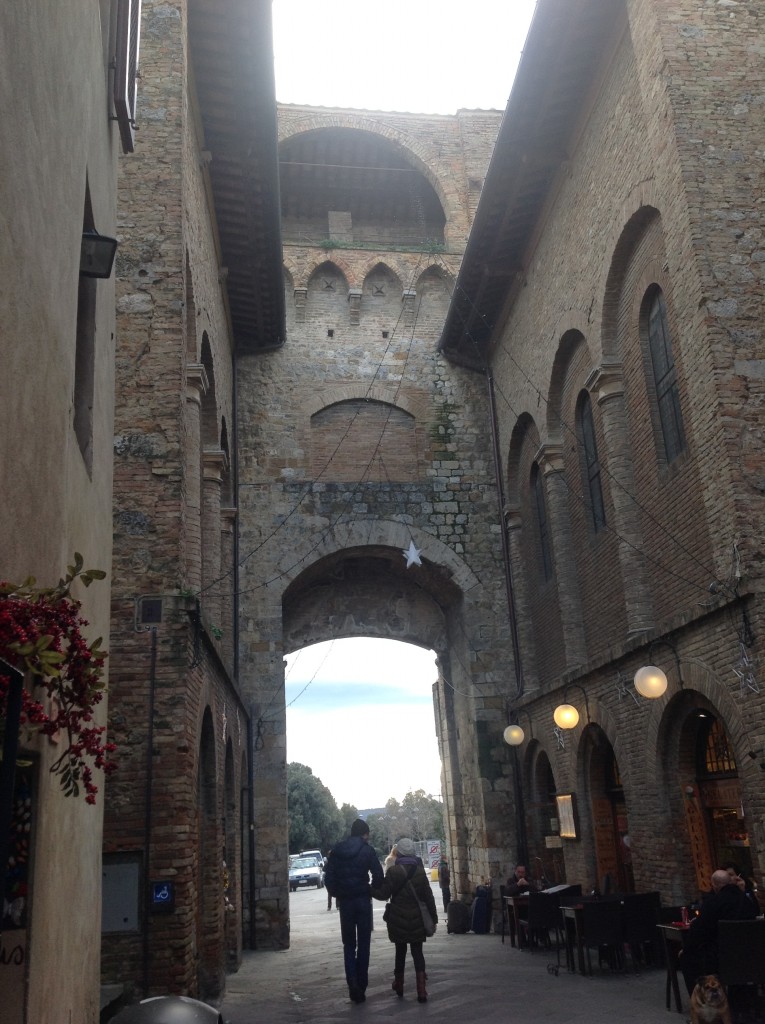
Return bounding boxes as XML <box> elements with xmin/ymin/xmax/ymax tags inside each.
<box><xmin>689</xmin><ymin>975</ymin><xmax>732</xmax><ymax>1024</ymax></box>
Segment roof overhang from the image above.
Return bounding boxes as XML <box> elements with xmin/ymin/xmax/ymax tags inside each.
<box><xmin>438</xmin><ymin>0</ymin><xmax>626</xmax><ymax>370</ymax></box>
<box><xmin>189</xmin><ymin>0</ymin><xmax>285</xmax><ymax>354</ymax></box>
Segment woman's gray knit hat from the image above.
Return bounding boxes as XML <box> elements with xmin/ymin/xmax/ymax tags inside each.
<box><xmin>396</xmin><ymin>838</ymin><xmax>416</xmax><ymax>857</ymax></box>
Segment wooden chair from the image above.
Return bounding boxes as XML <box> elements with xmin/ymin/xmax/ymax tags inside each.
<box><xmin>499</xmin><ymin>884</ymin><xmax>515</xmax><ymax>946</ymax></box>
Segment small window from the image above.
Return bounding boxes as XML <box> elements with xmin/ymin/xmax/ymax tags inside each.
<box><xmin>645</xmin><ymin>287</ymin><xmax>685</xmax><ymax>462</ymax></box>
<box><xmin>576</xmin><ymin>391</ymin><xmax>606</xmax><ymax>532</ymax></box>
<box><xmin>531</xmin><ymin>462</ymin><xmax>553</xmax><ymax>581</ymax></box>
<box><xmin>114</xmin><ymin>0</ymin><xmax>142</xmax><ymax>154</ymax></box>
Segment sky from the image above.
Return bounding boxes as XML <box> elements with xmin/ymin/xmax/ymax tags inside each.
<box><xmin>284</xmin><ymin>639</ymin><xmax>441</xmax><ymax>809</ymax></box>
<box><xmin>272</xmin><ymin>4</ymin><xmax>538</xmax><ymax>810</ymax></box>
<box><xmin>272</xmin><ymin>1</ymin><xmax>538</xmax><ymax>115</ymax></box>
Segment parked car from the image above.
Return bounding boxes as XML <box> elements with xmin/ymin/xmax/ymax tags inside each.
<box><xmin>289</xmin><ymin>856</ymin><xmax>324</xmax><ymax>892</ymax></box>
<box><xmin>299</xmin><ymin>849</ymin><xmax>324</xmax><ymax>865</ymax></box>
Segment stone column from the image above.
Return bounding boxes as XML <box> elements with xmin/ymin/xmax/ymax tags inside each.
<box><xmin>536</xmin><ymin>442</ymin><xmax>587</xmax><ymax>671</ymax></box>
<box><xmin>293</xmin><ymin>287</ymin><xmax>307</xmax><ymax>324</ymax></box>
<box><xmin>347</xmin><ymin>287</ymin><xmax>362</xmax><ymax>325</ymax></box>
<box><xmin>185</xmin><ymin>363</ymin><xmax>208</xmax><ymax>591</ymax></box>
<box><xmin>505</xmin><ymin>503</ymin><xmax>540</xmax><ymax>695</ymax></box>
<box><xmin>589</xmin><ymin>361</ymin><xmax>654</xmax><ymax>634</ymax></box>
<box><xmin>202</xmin><ymin>448</ymin><xmax>227</xmax><ymax>632</ymax></box>
<box><xmin>220</xmin><ymin>506</ymin><xmax>236</xmax><ymax>667</ymax></box>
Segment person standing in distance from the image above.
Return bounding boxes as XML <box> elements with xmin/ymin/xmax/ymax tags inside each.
<box><xmin>324</xmin><ymin>818</ymin><xmax>384</xmax><ymax>1004</ymax></box>
<box><xmin>438</xmin><ymin>854</ymin><xmax>451</xmax><ymax>913</ymax></box>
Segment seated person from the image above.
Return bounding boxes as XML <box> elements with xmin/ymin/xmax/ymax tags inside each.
<box><xmin>679</xmin><ymin>868</ymin><xmax>757</xmax><ymax>996</ymax></box>
<box><xmin>505</xmin><ymin>863</ymin><xmax>531</xmax><ymax>896</ymax></box>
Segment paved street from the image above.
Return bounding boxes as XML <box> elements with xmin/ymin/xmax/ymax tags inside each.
<box><xmin>219</xmin><ymin>884</ymin><xmax>684</xmax><ymax>1024</ymax></box>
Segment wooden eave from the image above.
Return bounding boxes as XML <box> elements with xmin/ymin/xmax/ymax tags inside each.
<box><xmin>438</xmin><ymin>0</ymin><xmax>625</xmax><ymax>371</ymax></box>
<box><xmin>189</xmin><ymin>0</ymin><xmax>285</xmax><ymax>354</ymax></box>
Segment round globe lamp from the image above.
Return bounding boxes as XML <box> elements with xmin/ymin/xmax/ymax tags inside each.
<box><xmin>634</xmin><ymin>664</ymin><xmax>668</xmax><ymax>699</ymax></box>
<box><xmin>503</xmin><ymin>724</ymin><xmax>525</xmax><ymax>746</ymax></box>
<box><xmin>553</xmin><ymin>703</ymin><xmax>580</xmax><ymax>729</ymax></box>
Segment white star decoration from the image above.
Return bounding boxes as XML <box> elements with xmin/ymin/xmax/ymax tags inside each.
<box><xmin>733</xmin><ymin>644</ymin><xmax>759</xmax><ymax>696</ymax></box>
<box><xmin>402</xmin><ymin>540</ymin><xmax>422</xmax><ymax>568</ymax></box>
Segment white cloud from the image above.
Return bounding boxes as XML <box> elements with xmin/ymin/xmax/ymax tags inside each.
<box><xmin>285</xmin><ymin>640</ymin><xmax>442</xmax><ymax>807</ymax></box>
<box><xmin>272</xmin><ymin>0</ymin><xmax>538</xmax><ymax>115</ymax></box>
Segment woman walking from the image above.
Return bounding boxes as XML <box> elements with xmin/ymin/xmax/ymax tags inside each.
<box><xmin>372</xmin><ymin>837</ymin><xmax>438</xmax><ymax>1003</ymax></box>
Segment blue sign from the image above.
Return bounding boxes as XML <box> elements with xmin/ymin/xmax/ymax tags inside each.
<box><xmin>150</xmin><ymin>880</ymin><xmax>175</xmax><ymax>913</ymax></box>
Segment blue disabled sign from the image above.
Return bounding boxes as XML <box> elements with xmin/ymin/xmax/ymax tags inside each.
<box><xmin>150</xmin><ymin>880</ymin><xmax>175</xmax><ymax>913</ymax></box>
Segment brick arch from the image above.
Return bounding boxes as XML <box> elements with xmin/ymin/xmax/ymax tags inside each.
<box><xmin>506</xmin><ymin>411</ymin><xmax>541</xmax><ymax>506</ymax></box>
<box><xmin>278</xmin><ymin>520</ymin><xmax>480</xmax><ymax>596</ymax></box>
<box><xmin>302</xmin><ymin>383</ymin><xmax>431</xmax><ymax>424</ymax></box>
<box><xmin>282</xmin><ymin>259</ymin><xmax>298</xmax><ymax>288</ymax></box>
<box><xmin>306</xmin><ymin>257</ymin><xmax>353</xmax><ymax>291</ymax></box>
<box><xmin>416</xmin><ymin>263</ymin><xmax>454</xmax><ymax>290</ymax></box>
<box><xmin>277</xmin><ymin>114</ymin><xmax>461</xmax><ymax>234</ymax></box>
<box><xmin>546</xmin><ymin>328</ymin><xmax>593</xmax><ymax>440</ymax></box>
<box><xmin>600</xmin><ymin>204</ymin><xmax>663</xmax><ymax>359</ymax></box>
<box><xmin>359</xmin><ymin>258</ymin><xmax>404</xmax><ymax>292</ymax></box>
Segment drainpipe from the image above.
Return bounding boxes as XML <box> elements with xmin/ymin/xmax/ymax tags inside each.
<box><xmin>142</xmin><ymin>626</ymin><xmax>158</xmax><ymax>997</ymax></box>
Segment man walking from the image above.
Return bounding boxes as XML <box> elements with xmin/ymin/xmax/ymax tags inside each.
<box><xmin>438</xmin><ymin>854</ymin><xmax>451</xmax><ymax>913</ymax></box>
<box><xmin>324</xmin><ymin>818</ymin><xmax>384</xmax><ymax>1003</ymax></box>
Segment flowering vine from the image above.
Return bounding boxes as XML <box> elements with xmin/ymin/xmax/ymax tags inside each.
<box><xmin>0</xmin><ymin>554</ymin><xmax>116</xmax><ymax>804</ymax></box>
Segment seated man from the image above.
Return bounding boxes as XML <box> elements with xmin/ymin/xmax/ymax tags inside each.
<box><xmin>680</xmin><ymin>868</ymin><xmax>758</xmax><ymax>996</ymax></box>
<box><xmin>505</xmin><ymin>863</ymin><xmax>531</xmax><ymax>896</ymax></box>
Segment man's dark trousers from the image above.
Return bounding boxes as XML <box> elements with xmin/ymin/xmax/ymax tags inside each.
<box><xmin>337</xmin><ymin>895</ymin><xmax>373</xmax><ymax>993</ymax></box>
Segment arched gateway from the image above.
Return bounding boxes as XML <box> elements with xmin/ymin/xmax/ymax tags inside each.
<box><xmin>235</xmin><ymin>106</ymin><xmax>514</xmax><ymax>948</ymax></box>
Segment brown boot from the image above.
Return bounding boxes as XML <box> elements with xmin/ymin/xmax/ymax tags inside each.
<box><xmin>391</xmin><ymin>971</ymin><xmax>404</xmax><ymax>997</ymax></box>
<box><xmin>416</xmin><ymin>970</ymin><xmax>428</xmax><ymax>1003</ymax></box>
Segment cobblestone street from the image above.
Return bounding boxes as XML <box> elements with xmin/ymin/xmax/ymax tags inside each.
<box><xmin>219</xmin><ymin>884</ymin><xmax>681</xmax><ymax>1024</ymax></box>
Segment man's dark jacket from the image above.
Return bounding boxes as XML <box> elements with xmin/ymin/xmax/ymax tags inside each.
<box><xmin>683</xmin><ymin>881</ymin><xmax>757</xmax><ymax>967</ymax></box>
<box><xmin>324</xmin><ymin>836</ymin><xmax>384</xmax><ymax>899</ymax></box>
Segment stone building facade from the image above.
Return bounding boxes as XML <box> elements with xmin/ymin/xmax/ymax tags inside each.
<box><xmin>101</xmin><ymin>0</ymin><xmax>282</xmax><ymax>1001</ymax></box>
<box><xmin>441</xmin><ymin>0</ymin><xmax>765</xmax><ymax>901</ymax></box>
<box><xmin>236</xmin><ymin>104</ymin><xmax>520</xmax><ymax>947</ymax></box>
<box><xmin>0</xmin><ymin>3</ymin><xmax>124</xmax><ymax>1021</ymax></box>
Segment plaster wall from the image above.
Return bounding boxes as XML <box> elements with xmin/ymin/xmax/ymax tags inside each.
<box><xmin>0</xmin><ymin>2</ymin><xmax>119</xmax><ymax>1021</ymax></box>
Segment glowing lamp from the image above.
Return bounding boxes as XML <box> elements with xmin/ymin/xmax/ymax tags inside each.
<box><xmin>553</xmin><ymin>703</ymin><xmax>580</xmax><ymax>729</ymax></box>
<box><xmin>504</xmin><ymin>724</ymin><xmax>525</xmax><ymax>746</ymax></box>
<box><xmin>634</xmin><ymin>664</ymin><xmax>668</xmax><ymax>699</ymax></box>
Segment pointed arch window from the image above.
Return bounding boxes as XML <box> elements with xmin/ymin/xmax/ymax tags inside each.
<box><xmin>645</xmin><ymin>286</ymin><xmax>686</xmax><ymax>462</ymax></box>
<box><xmin>576</xmin><ymin>391</ymin><xmax>605</xmax><ymax>532</ymax></box>
<box><xmin>531</xmin><ymin>462</ymin><xmax>553</xmax><ymax>582</ymax></box>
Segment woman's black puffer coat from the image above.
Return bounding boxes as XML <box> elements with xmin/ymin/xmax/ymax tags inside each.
<box><xmin>372</xmin><ymin>859</ymin><xmax>438</xmax><ymax>944</ymax></box>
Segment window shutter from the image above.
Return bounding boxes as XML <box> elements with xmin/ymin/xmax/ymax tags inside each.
<box><xmin>114</xmin><ymin>0</ymin><xmax>141</xmax><ymax>154</ymax></box>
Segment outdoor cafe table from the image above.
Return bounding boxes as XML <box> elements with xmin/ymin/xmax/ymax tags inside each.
<box><xmin>657</xmin><ymin>922</ymin><xmax>688</xmax><ymax>1013</ymax></box>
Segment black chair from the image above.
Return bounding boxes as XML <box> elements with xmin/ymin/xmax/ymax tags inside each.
<box><xmin>580</xmin><ymin>900</ymin><xmax>625</xmax><ymax>974</ymax></box>
<box><xmin>622</xmin><ymin>891</ymin><xmax>661</xmax><ymax>968</ymax></box>
<box><xmin>517</xmin><ymin>891</ymin><xmax>562</xmax><ymax>951</ymax></box>
<box><xmin>718</xmin><ymin>919</ymin><xmax>765</xmax><ymax>1020</ymax></box>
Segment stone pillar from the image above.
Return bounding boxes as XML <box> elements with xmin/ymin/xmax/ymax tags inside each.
<box><xmin>504</xmin><ymin>503</ymin><xmax>540</xmax><ymax>694</ymax></box>
<box><xmin>202</xmin><ymin>448</ymin><xmax>227</xmax><ymax>632</ymax></box>
<box><xmin>589</xmin><ymin>361</ymin><xmax>654</xmax><ymax>634</ymax></box>
<box><xmin>347</xmin><ymin>287</ymin><xmax>362</xmax><ymax>326</ymax></box>
<box><xmin>536</xmin><ymin>442</ymin><xmax>587</xmax><ymax>671</ymax></box>
<box><xmin>220</xmin><ymin>506</ymin><xmax>236</xmax><ymax>667</ymax></box>
<box><xmin>294</xmin><ymin>287</ymin><xmax>307</xmax><ymax>324</ymax></box>
<box><xmin>402</xmin><ymin>289</ymin><xmax>416</xmax><ymax>330</ymax></box>
<box><xmin>185</xmin><ymin>363</ymin><xmax>209</xmax><ymax>591</ymax></box>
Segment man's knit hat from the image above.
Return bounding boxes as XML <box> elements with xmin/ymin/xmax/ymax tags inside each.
<box><xmin>351</xmin><ymin>818</ymin><xmax>369</xmax><ymax>837</ymax></box>
<box><xmin>396</xmin><ymin>838</ymin><xmax>416</xmax><ymax>857</ymax></box>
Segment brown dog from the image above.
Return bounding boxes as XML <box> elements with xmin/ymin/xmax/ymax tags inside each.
<box><xmin>690</xmin><ymin>975</ymin><xmax>732</xmax><ymax>1024</ymax></box>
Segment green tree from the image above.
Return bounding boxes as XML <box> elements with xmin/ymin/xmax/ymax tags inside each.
<box><xmin>287</xmin><ymin>763</ymin><xmax>345</xmax><ymax>853</ymax></box>
<box><xmin>339</xmin><ymin>802</ymin><xmax>360</xmax><ymax>835</ymax></box>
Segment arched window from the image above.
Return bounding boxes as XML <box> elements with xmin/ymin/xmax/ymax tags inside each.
<box><xmin>645</xmin><ymin>286</ymin><xmax>685</xmax><ymax>462</ymax></box>
<box><xmin>576</xmin><ymin>391</ymin><xmax>605</xmax><ymax>532</ymax></box>
<box><xmin>531</xmin><ymin>462</ymin><xmax>553</xmax><ymax>582</ymax></box>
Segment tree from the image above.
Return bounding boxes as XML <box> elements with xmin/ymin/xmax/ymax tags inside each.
<box><xmin>339</xmin><ymin>802</ymin><xmax>359</xmax><ymax>835</ymax></box>
<box><xmin>287</xmin><ymin>762</ymin><xmax>345</xmax><ymax>853</ymax></box>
